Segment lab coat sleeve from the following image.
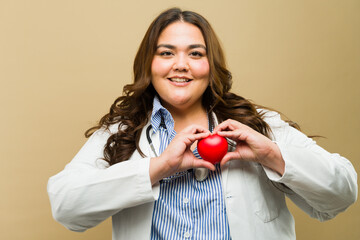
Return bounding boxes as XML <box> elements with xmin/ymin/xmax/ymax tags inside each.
<box><xmin>47</xmin><ymin>126</ymin><xmax>158</xmax><ymax>232</ymax></box>
<box><xmin>261</xmin><ymin>111</ymin><xmax>358</xmax><ymax>221</ymax></box>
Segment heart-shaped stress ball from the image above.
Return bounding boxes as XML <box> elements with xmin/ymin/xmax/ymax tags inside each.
<box><xmin>197</xmin><ymin>134</ymin><xmax>228</xmax><ymax>164</ymax></box>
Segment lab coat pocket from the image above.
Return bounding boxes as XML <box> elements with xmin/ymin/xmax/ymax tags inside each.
<box><xmin>243</xmin><ymin>163</ymin><xmax>282</xmax><ymax>223</ymax></box>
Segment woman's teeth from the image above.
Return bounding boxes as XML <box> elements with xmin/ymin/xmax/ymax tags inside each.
<box><xmin>169</xmin><ymin>78</ymin><xmax>191</xmax><ymax>83</ymax></box>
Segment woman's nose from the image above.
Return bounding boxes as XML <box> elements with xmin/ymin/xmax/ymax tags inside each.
<box><xmin>173</xmin><ymin>54</ymin><xmax>189</xmax><ymax>71</ymax></box>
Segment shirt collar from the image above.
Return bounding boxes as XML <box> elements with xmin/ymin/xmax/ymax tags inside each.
<box><xmin>151</xmin><ymin>95</ymin><xmax>175</xmax><ymax>133</ymax></box>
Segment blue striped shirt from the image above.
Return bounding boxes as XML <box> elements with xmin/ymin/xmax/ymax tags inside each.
<box><xmin>150</xmin><ymin>96</ymin><xmax>232</xmax><ymax>240</ymax></box>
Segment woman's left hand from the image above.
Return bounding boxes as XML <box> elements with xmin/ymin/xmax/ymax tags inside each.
<box><xmin>214</xmin><ymin>119</ymin><xmax>285</xmax><ymax>175</ymax></box>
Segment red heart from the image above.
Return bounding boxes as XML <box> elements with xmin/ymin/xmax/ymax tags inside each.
<box><xmin>197</xmin><ymin>134</ymin><xmax>228</xmax><ymax>164</ymax></box>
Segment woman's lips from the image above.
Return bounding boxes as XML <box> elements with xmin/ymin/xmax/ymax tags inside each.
<box><xmin>168</xmin><ymin>77</ymin><xmax>192</xmax><ymax>83</ymax></box>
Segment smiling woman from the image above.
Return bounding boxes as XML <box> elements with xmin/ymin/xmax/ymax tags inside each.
<box><xmin>84</xmin><ymin>8</ymin><xmax>272</xmax><ymax>166</ymax></box>
<box><xmin>47</xmin><ymin>7</ymin><xmax>357</xmax><ymax>240</ymax></box>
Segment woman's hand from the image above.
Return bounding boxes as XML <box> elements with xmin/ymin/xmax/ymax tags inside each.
<box><xmin>214</xmin><ymin>119</ymin><xmax>285</xmax><ymax>175</ymax></box>
<box><xmin>150</xmin><ymin>125</ymin><xmax>216</xmax><ymax>185</ymax></box>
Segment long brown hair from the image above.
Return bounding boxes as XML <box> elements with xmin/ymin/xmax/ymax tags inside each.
<box><xmin>86</xmin><ymin>8</ymin><xmax>273</xmax><ymax>166</ymax></box>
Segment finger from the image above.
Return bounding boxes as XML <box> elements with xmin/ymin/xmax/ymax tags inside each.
<box><xmin>182</xmin><ymin>132</ymin><xmax>210</xmax><ymax>147</ymax></box>
<box><xmin>220</xmin><ymin>152</ymin><xmax>242</xmax><ymax>167</ymax></box>
<box><xmin>214</xmin><ymin>119</ymin><xmax>243</xmax><ymax>133</ymax></box>
<box><xmin>216</xmin><ymin>129</ymin><xmax>247</xmax><ymax>142</ymax></box>
<box><xmin>216</xmin><ymin>130</ymin><xmax>239</xmax><ymax>137</ymax></box>
<box><xmin>193</xmin><ymin>131</ymin><xmax>211</xmax><ymax>140</ymax></box>
<box><xmin>193</xmin><ymin>159</ymin><xmax>216</xmax><ymax>171</ymax></box>
<box><xmin>213</xmin><ymin>120</ymin><xmax>234</xmax><ymax>133</ymax></box>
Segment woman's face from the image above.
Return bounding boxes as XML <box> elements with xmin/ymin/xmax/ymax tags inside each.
<box><xmin>151</xmin><ymin>21</ymin><xmax>210</xmax><ymax>112</ymax></box>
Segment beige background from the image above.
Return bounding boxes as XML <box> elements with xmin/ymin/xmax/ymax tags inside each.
<box><xmin>1</xmin><ymin>0</ymin><xmax>359</xmax><ymax>239</ymax></box>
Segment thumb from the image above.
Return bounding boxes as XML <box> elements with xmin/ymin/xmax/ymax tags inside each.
<box><xmin>220</xmin><ymin>152</ymin><xmax>241</xmax><ymax>167</ymax></box>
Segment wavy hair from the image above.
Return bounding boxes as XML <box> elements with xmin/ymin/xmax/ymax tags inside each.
<box><xmin>86</xmin><ymin>8</ymin><xmax>275</xmax><ymax>166</ymax></box>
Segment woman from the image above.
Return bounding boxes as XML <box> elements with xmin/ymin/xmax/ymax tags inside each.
<box><xmin>47</xmin><ymin>8</ymin><xmax>357</xmax><ymax>240</ymax></box>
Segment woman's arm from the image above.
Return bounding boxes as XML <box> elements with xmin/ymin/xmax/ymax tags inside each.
<box><xmin>215</xmin><ymin>111</ymin><xmax>357</xmax><ymax>221</ymax></box>
<box><xmin>262</xmin><ymin>111</ymin><xmax>357</xmax><ymax>220</ymax></box>
<box><xmin>47</xmin><ymin>127</ymin><xmax>156</xmax><ymax>232</ymax></box>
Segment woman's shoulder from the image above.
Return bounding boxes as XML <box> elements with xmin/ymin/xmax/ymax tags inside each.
<box><xmin>91</xmin><ymin>122</ymin><xmax>121</xmax><ymax>137</ymax></box>
<box><xmin>257</xmin><ymin>109</ymin><xmax>289</xmax><ymax>129</ymax></box>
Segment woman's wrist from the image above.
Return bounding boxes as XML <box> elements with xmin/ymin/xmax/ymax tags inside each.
<box><xmin>261</xmin><ymin>142</ymin><xmax>285</xmax><ymax>176</ymax></box>
<box><xmin>149</xmin><ymin>156</ymin><xmax>173</xmax><ymax>185</ymax></box>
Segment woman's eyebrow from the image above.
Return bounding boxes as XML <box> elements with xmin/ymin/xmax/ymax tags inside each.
<box><xmin>156</xmin><ymin>44</ymin><xmax>175</xmax><ymax>49</ymax></box>
<box><xmin>188</xmin><ymin>44</ymin><xmax>206</xmax><ymax>50</ymax></box>
<box><xmin>156</xmin><ymin>44</ymin><xmax>206</xmax><ymax>50</ymax></box>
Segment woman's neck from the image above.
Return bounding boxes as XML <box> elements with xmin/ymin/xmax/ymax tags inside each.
<box><xmin>164</xmin><ymin>102</ymin><xmax>208</xmax><ymax>133</ymax></box>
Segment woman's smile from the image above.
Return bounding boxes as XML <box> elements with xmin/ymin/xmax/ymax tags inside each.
<box><xmin>168</xmin><ymin>77</ymin><xmax>192</xmax><ymax>83</ymax></box>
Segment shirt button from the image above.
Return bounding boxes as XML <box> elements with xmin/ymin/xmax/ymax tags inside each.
<box><xmin>184</xmin><ymin>231</ymin><xmax>191</xmax><ymax>238</ymax></box>
<box><xmin>183</xmin><ymin>197</ymin><xmax>189</xmax><ymax>204</ymax></box>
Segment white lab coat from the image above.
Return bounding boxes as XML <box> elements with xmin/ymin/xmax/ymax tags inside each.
<box><xmin>47</xmin><ymin>111</ymin><xmax>357</xmax><ymax>240</ymax></box>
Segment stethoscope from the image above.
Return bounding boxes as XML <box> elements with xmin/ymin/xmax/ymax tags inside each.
<box><xmin>145</xmin><ymin>114</ymin><xmax>214</xmax><ymax>182</ymax></box>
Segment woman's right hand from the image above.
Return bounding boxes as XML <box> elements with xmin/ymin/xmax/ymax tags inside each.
<box><xmin>149</xmin><ymin>125</ymin><xmax>215</xmax><ymax>185</ymax></box>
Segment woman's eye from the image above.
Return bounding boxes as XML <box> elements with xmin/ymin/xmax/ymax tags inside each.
<box><xmin>190</xmin><ymin>51</ymin><xmax>204</xmax><ymax>57</ymax></box>
<box><xmin>160</xmin><ymin>51</ymin><xmax>173</xmax><ymax>56</ymax></box>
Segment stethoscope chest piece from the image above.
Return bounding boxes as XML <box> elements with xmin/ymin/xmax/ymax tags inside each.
<box><xmin>194</xmin><ymin>168</ymin><xmax>209</xmax><ymax>182</ymax></box>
